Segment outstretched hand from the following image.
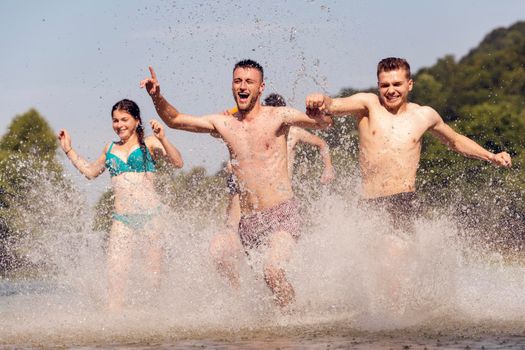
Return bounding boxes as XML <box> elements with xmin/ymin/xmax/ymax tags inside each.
<box><xmin>140</xmin><ymin>66</ymin><xmax>160</xmax><ymax>97</ymax></box>
<box><xmin>490</xmin><ymin>152</ymin><xmax>512</xmax><ymax>168</ymax></box>
<box><xmin>57</xmin><ymin>129</ymin><xmax>72</xmax><ymax>153</ymax></box>
<box><xmin>150</xmin><ymin>120</ymin><xmax>165</xmax><ymax>140</ymax></box>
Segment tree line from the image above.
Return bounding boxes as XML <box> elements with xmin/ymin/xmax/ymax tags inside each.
<box><xmin>1</xmin><ymin>21</ymin><xmax>524</xmax><ymax>276</ymax></box>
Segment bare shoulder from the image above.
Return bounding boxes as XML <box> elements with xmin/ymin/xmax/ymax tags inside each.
<box><xmin>215</xmin><ymin>112</ymin><xmax>241</xmax><ymax>126</ymax></box>
<box><xmin>266</xmin><ymin>106</ymin><xmax>299</xmax><ymax>124</ymax></box>
<box><xmin>357</xmin><ymin>92</ymin><xmax>380</xmax><ymax>104</ymax></box>
<box><xmin>409</xmin><ymin>104</ymin><xmax>443</xmax><ymax>130</ymax></box>
<box><xmin>272</xmin><ymin>106</ymin><xmax>298</xmax><ymax>116</ymax></box>
<box><xmin>103</xmin><ymin>142</ymin><xmax>112</xmax><ymax>153</ymax></box>
<box><xmin>408</xmin><ymin>103</ymin><xmax>432</xmax><ymax>112</ymax></box>
<box><xmin>353</xmin><ymin>92</ymin><xmax>381</xmax><ymax>110</ymax></box>
<box><xmin>408</xmin><ymin>103</ymin><xmax>434</xmax><ymax>115</ymax></box>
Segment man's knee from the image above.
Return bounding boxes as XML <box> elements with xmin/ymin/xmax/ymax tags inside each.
<box><xmin>265</xmin><ymin>230</ymin><xmax>295</xmax><ymax>263</ymax></box>
<box><xmin>209</xmin><ymin>234</ymin><xmax>227</xmax><ymax>259</ymax></box>
<box><xmin>209</xmin><ymin>232</ymin><xmax>240</xmax><ymax>260</ymax></box>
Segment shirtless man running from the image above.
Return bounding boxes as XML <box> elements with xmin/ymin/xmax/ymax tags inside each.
<box><xmin>210</xmin><ymin>93</ymin><xmax>335</xmax><ymax>290</ymax></box>
<box><xmin>140</xmin><ymin>59</ymin><xmax>332</xmax><ymax>308</ymax></box>
<box><xmin>306</xmin><ymin>57</ymin><xmax>511</xmax><ymax>230</ymax></box>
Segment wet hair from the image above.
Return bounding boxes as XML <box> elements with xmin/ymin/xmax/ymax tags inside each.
<box><xmin>111</xmin><ymin>99</ymin><xmax>150</xmax><ymax>168</ymax></box>
<box><xmin>233</xmin><ymin>59</ymin><xmax>264</xmax><ymax>80</ymax></box>
<box><xmin>377</xmin><ymin>57</ymin><xmax>411</xmax><ymax>79</ymax></box>
<box><xmin>263</xmin><ymin>93</ymin><xmax>287</xmax><ymax>107</ymax></box>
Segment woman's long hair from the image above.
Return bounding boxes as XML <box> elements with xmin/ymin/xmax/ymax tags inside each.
<box><xmin>111</xmin><ymin>99</ymin><xmax>151</xmax><ymax>169</ymax></box>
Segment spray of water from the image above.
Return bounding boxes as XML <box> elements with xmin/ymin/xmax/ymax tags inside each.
<box><xmin>1</xmin><ymin>153</ymin><xmax>525</xmax><ymax>348</ymax></box>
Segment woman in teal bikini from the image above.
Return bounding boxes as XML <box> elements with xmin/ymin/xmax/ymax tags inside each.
<box><xmin>58</xmin><ymin>99</ymin><xmax>183</xmax><ymax>310</ymax></box>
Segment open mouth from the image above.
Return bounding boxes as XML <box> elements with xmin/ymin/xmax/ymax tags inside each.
<box><xmin>238</xmin><ymin>92</ymin><xmax>250</xmax><ymax>103</ymax></box>
<box><xmin>386</xmin><ymin>95</ymin><xmax>399</xmax><ymax>102</ymax></box>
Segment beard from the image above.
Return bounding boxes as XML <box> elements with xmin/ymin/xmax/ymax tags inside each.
<box><xmin>235</xmin><ymin>91</ymin><xmax>260</xmax><ymax>113</ymax></box>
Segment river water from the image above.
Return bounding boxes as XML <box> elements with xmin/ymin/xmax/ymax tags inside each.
<box><xmin>2</xmin><ymin>180</ymin><xmax>525</xmax><ymax>349</ymax></box>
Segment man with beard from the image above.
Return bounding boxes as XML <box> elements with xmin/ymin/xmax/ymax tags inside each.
<box><xmin>140</xmin><ymin>59</ymin><xmax>332</xmax><ymax>309</ymax></box>
<box><xmin>209</xmin><ymin>92</ymin><xmax>335</xmax><ymax>292</ymax></box>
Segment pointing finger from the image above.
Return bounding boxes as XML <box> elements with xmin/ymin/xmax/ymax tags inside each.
<box><xmin>149</xmin><ymin>66</ymin><xmax>157</xmax><ymax>80</ymax></box>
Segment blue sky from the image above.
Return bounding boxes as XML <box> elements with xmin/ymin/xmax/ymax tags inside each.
<box><xmin>1</xmin><ymin>0</ymin><xmax>524</xmax><ymax>198</ymax></box>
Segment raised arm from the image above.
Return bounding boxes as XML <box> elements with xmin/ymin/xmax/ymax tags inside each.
<box><xmin>57</xmin><ymin>129</ymin><xmax>106</xmax><ymax>179</ymax></box>
<box><xmin>148</xmin><ymin>120</ymin><xmax>184</xmax><ymax>168</ymax></box>
<box><xmin>140</xmin><ymin>66</ymin><xmax>217</xmax><ymax>133</ymax></box>
<box><xmin>306</xmin><ymin>92</ymin><xmax>374</xmax><ymax>116</ymax></box>
<box><xmin>279</xmin><ymin>106</ymin><xmax>332</xmax><ymax>130</ymax></box>
<box><xmin>427</xmin><ymin>107</ymin><xmax>512</xmax><ymax>168</ymax></box>
<box><xmin>291</xmin><ymin>127</ymin><xmax>335</xmax><ymax>184</ymax></box>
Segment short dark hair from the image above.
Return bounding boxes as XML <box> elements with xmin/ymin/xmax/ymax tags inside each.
<box><xmin>233</xmin><ymin>59</ymin><xmax>264</xmax><ymax>80</ymax></box>
<box><xmin>377</xmin><ymin>57</ymin><xmax>411</xmax><ymax>79</ymax></box>
<box><xmin>263</xmin><ymin>93</ymin><xmax>286</xmax><ymax>107</ymax></box>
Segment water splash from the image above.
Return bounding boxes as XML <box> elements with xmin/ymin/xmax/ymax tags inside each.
<box><xmin>1</xmin><ymin>156</ymin><xmax>525</xmax><ymax>348</ymax></box>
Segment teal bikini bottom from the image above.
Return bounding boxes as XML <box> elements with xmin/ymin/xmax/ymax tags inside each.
<box><xmin>112</xmin><ymin>208</ymin><xmax>161</xmax><ymax>231</ymax></box>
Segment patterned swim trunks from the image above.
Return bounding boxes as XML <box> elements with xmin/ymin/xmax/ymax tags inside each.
<box><xmin>238</xmin><ymin>198</ymin><xmax>302</xmax><ymax>250</ymax></box>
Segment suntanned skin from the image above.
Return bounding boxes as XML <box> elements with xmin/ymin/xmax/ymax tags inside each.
<box><xmin>140</xmin><ymin>65</ymin><xmax>332</xmax><ymax>309</ymax></box>
<box><xmin>287</xmin><ymin>126</ymin><xmax>335</xmax><ymax>184</ymax></box>
<box><xmin>58</xmin><ymin>112</ymin><xmax>183</xmax><ymax>311</ymax></box>
<box><xmin>222</xmin><ymin>106</ymin><xmax>335</xmax><ymax>184</ymax></box>
<box><xmin>141</xmin><ymin>66</ymin><xmax>331</xmax><ymax>212</ymax></box>
<box><xmin>210</xmin><ymin>127</ymin><xmax>335</xmax><ymax>290</ymax></box>
<box><xmin>306</xmin><ymin>68</ymin><xmax>512</xmax><ymax>199</ymax></box>
<box><xmin>308</xmin><ymin>65</ymin><xmax>512</xmax><ymax>306</ymax></box>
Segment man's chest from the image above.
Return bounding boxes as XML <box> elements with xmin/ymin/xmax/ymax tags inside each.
<box><xmin>359</xmin><ymin>113</ymin><xmax>427</xmax><ymax>148</ymax></box>
<box><xmin>219</xmin><ymin>120</ymin><xmax>284</xmax><ymax>157</ymax></box>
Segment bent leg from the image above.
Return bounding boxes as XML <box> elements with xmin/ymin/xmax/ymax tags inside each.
<box><xmin>262</xmin><ymin>230</ymin><xmax>296</xmax><ymax>308</ymax></box>
<box><xmin>209</xmin><ymin>230</ymin><xmax>243</xmax><ymax>288</ymax></box>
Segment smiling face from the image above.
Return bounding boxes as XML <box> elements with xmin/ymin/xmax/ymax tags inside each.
<box><xmin>112</xmin><ymin>109</ymin><xmax>139</xmax><ymax>141</ymax></box>
<box><xmin>232</xmin><ymin>67</ymin><xmax>265</xmax><ymax>113</ymax></box>
<box><xmin>377</xmin><ymin>68</ymin><xmax>413</xmax><ymax>113</ymax></box>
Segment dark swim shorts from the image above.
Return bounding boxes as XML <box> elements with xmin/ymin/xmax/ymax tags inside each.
<box><xmin>360</xmin><ymin>192</ymin><xmax>421</xmax><ymax>233</ymax></box>
<box><xmin>238</xmin><ymin>198</ymin><xmax>302</xmax><ymax>250</ymax></box>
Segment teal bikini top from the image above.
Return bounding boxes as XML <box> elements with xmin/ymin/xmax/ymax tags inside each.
<box><xmin>105</xmin><ymin>142</ymin><xmax>156</xmax><ymax>177</ymax></box>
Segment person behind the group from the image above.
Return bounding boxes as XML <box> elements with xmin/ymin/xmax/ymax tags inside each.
<box><xmin>265</xmin><ymin>93</ymin><xmax>335</xmax><ymax>185</ymax></box>
<box><xmin>140</xmin><ymin>60</ymin><xmax>332</xmax><ymax>308</ymax></box>
<box><xmin>209</xmin><ymin>93</ymin><xmax>335</xmax><ymax>289</ymax></box>
<box><xmin>58</xmin><ymin>99</ymin><xmax>184</xmax><ymax>311</ymax></box>
<box><xmin>306</xmin><ymin>57</ymin><xmax>511</xmax><ymax>231</ymax></box>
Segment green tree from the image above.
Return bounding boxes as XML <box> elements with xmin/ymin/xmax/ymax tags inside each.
<box><xmin>0</xmin><ymin>109</ymin><xmax>75</xmax><ymax>276</ymax></box>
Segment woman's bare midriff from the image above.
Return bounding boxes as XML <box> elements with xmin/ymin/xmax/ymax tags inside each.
<box><xmin>111</xmin><ymin>172</ymin><xmax>162</xmax><ymax>213</ymax></box>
